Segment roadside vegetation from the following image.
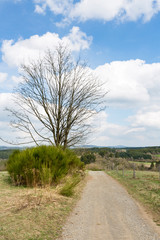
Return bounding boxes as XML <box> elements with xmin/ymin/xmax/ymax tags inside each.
<box><xmin>0</xmin><ymin>171</ymin><xmax>85</xmax><ymax>240</ymax></box>
<box><xmin>0</xmin><ymin>145</ymin><xmax>85</xmax><ymax>240</ymax></box>
<box><xmin>107</xmin><ymin>170</ymin><xmax>160</xmax><ymax>225</ymax></box>
<box><xmin>7</xmin><ymin>145</ymin><xmax>84</xmax><ymax>187</ymax></box>
<box><xmin>1</xmin><ymin>145</ymin><xmax>160</xmax><ymax>238</ymax></box>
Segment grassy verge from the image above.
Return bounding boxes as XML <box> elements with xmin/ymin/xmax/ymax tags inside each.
<box><xmin>0</xmin><ymin>171</ymin><xmax>85</xmax><ymax>240</ymax></box>
<box><xmin>107</xmin><ymin>170</ymin><xmax>160</xmax><ymax>225</ymax></box>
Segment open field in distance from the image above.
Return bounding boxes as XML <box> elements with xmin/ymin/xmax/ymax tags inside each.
<box><xmin>128</xmin><ymin>161</ymin><xmax>151</xmax><ymax>167</ymax></box>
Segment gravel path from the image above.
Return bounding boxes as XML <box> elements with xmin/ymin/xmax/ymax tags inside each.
<box><xmin>60</xmin><ymin>171</ymin><xmax>160</xmax><ymax>240</ymax></box>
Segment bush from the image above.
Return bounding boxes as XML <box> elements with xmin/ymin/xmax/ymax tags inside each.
<box><xmin>7</xmin><ymin>146</ymin><xmax>84</xmax><ymax>187</ymax></box>
<box><xmin>98</xmin><ymin>149</ymin><xmax>107</xmax><ymax>157</ymax></box>
<box><xmin>80</xmin><ymin>153</ymin><xmax>96</xmax><ymax>164</ymax></box>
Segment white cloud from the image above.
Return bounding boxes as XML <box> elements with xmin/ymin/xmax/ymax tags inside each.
<box><xmin>34</xmin><ymin>4</ymin><xmax>46</xmax><ymax>14</ymax></box>
<box><xmin>123</xmin><ymin>0</ymin><xmax>160</xmax><ymax>22</ymax></box>
<box><xmin>70</xmin><ymin>0</ymin><xmax>125</xmax><ymax>21</ymax></box>
<box><xmin>34</xmin><ymin>0</ymin><xmax>160</xmax><ymax>23</ymax></box>
<box><xmin>63</xmin><ymin>26</ymin><xmax>92</xmax><ymax>51</ymax></box>
<box><xmin>11</xmin><ymin>76</ymin><xmax>23</xmax><ymax>83</ymax></box>
<box><xmin>1</xmin><ymin>27</ymin><xmax>92</xmax><ymax>67</ymax></box>
<box><xmin>34</xmin><ymin>0</ymin><xmax>73</xmax><ymax>15</ymax></box>
<box><xmin>95</xmin><ymin>59</ymin><xmax>160</xmax><ymax>107</ymax></box>
<box><xmin>124</xmin><ymin>127</ymin><xmax>145</xmax><ymax>135</ymax></box>
<box><xmin>129</xmin><ymin>108</ymin><xmax>160</xmax><ymax>129</ymax></box>
<box><xmin>90</xmin><ymin>110</ymin><xmax>160</xmax><ymax>146</ymax></box>
<box><xmin>0</xmin><ymin>72</ymin><xmax>8</xmax><ymax>83</ymax></box>
<box><xmin>88</xmin><ymin>111</ymin><xmax>127</xmax><ymax>146</ymax></box>
<box><xmin>0</xmin><ymin>93</ymin><xmax>15</xmax><ymax>122</ymax></box>
<box><xmin>0</xmin><ymin>93</ymin><xmax>50</xmax><ymax>146</ymax></box>
<box><xmin>90</xmin><ymin>58</ymin><xmax>160</xmax><ymax>146</ymax></box>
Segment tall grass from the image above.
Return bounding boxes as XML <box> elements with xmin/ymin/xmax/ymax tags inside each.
<box><xmin>7</xmin><ymin>146</ymin><xmax>84</xmax><ymax>187</ymax></box>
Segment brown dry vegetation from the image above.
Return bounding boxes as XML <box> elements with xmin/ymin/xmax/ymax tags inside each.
<box><xmin>0</xmin><ymin>171</ymin><xmax>86</xmax><ymax>240</ymax></box>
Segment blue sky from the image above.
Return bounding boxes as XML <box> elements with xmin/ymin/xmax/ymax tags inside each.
<box><xmin>1</xmin><ymin>0</ymin><xmax>160</xmax><ymax>147</ymax></box>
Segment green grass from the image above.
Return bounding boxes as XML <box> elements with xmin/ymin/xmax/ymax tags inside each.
<box><xmin>107</xmin><ymin>170</ymin><xmax>160</xmax><ymax>225</ymax></box>
<box><xmin>128</xmin><ymin>161</ymin><xmax>151</xmax><ymax>167</ymax></box>
<box><xmin>0</xmin><ymin>171</ymin><xmax>85</xmax><ymax>240</ymax></box>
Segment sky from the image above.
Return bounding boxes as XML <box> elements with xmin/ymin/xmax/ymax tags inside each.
<box><xmin>1</xmin><ymin>0</ymin><xmax>160</xmax><ymax>147</ymax></box>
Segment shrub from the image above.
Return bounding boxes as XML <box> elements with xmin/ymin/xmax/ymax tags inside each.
<box><xmin>80</xmin><ymin>153</ymin><xmax>96</xmax><ymax>164</ymax></box>
<box><xmin>98</xmin><ymin>150</ymin><xmax>106</xmax><ymax>157</ymax></box>
<box><xmin>7</xmin><ymin>146</ymin><xmax>84</xmax><ymax>187</ymax></box>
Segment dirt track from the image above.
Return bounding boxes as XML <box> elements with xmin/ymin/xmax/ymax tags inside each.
<box><xmin>60</xmin><ymin>171</ymin><xmax>160</xmax><ymax>240</ymax></box>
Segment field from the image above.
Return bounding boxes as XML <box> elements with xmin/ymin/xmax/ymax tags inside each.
<box><xmin>128</xmin><ymin>161</ymin><xmax>151</xmax><ymax>167</ymax></box>
<box><xmin>0</xmin><ymin>171</ymin><xmax>85</xmax><ymax>240</ymax></box>
<box><xmin>107</xmin><ymin>170</ymin><xmax>160</xmax><ymax>225</ymax></box>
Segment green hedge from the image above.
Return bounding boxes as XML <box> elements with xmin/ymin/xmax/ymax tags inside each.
<box><xmin>7</xmin><ymin>146</ymin><xmax>84</xmax><ymax>187</ymax></box>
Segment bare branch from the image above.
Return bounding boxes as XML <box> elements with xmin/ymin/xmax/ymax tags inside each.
<box><xmin>4</xmin><ymin>44</ymin><xmax>107</xmax><ymax>148</ymax></box>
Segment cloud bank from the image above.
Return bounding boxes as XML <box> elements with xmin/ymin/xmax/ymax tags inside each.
<box><xmin>1</xmin><ymin>26</ymin><xmax>92</xmax><ymax>68</ymax></box>
<box><xmin>34</xmin><ymin>0</ymin><xmax>160</xmax><ymax>23</ymax></box>
<box><xmin>95</xmin><ymin>59</ymin><xmax>160</xmax><ymax>107</ymax></box>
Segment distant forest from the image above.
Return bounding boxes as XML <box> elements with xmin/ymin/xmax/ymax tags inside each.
<box><xmin>0</xmin><ymin>149</ymin><xmax>15</xmax><ymax>159</ymax></box>
<box><xmin>1</xmin><ymin>146</ymin><xmax>160</xmax><ymax>161</ymax></box>
<box><xmin>74</xmin><ymin>146</ymin><xmax>160</xmax><ymax>161</ymax></box>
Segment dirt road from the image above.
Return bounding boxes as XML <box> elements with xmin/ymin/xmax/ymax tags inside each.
<box><xmin>60</xmin><ymin>171</ymin><xmax>160</xmax><ymax>240</ymax></box>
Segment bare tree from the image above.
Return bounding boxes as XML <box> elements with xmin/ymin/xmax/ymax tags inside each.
<box><xmin>3</xmin><ymin>45</ymin><xmax>106</xmax><ymax>149</ymax></box>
